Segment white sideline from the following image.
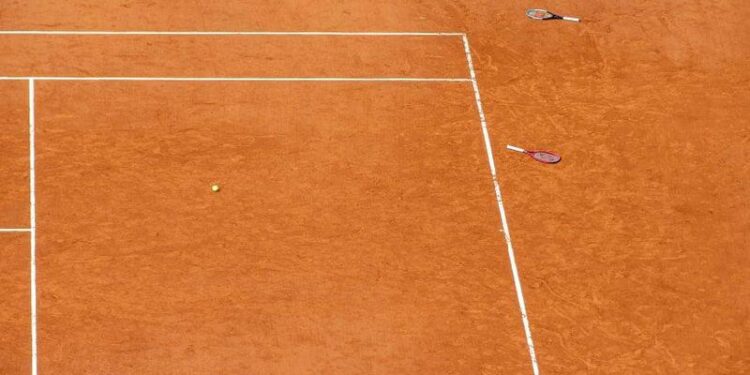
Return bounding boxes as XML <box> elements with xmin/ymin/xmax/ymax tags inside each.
<box><xmin>0</xmin><ymin>30</ymin><xmax>463</xmax><ymax>36</ymax></box>
<box><xmin>0</xmin><ymin>228</ymin><xmax>32</xmax><ymax>232</ymax></box>
<box><xmin>0</xmin><ymin>76</ymin><xmax>470</xmax><ymax>82</ymax></box>
<box><xmin>461</xmin><ymin>35</ymin><xmax>540</xmax><ymax>375</ymax></box>
<box><xmin>28</xmin><ymin>79</ymin><xmax>38</xmax><ymax>375</ymax></box>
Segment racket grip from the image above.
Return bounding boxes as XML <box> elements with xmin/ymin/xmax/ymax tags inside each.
<box><xmin>563</xmin><ymin>16</ymin><xmax>580</xmax><ymax>22</ymax></box>
<box><xmin>506</xmin><ymin>145</ymin><xmax>526</xmax><ymax>153</ymax></box>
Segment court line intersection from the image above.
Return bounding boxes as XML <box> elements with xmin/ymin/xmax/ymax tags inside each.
<box><xmin>0</xmin><ymin>31</ymin><xmax>539</xmax><ymax>375</ymax></box>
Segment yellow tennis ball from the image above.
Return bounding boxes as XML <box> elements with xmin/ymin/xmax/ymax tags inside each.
<box><xmin>211</xmin><ymin>184</ymin><xmax>221</xmax><ymax>192</ymax></box>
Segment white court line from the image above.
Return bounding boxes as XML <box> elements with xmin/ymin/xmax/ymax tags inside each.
<box><xmin>28</xmin><ymin>79</ymin><xmax>38</xmax><ymax>375</ymax></box>
<box><xmin>461</xmin><ymin>35</ymin><xmax>540</xmax><ymax>375</ymax></box>
<box><xmin>0</xmin><ymin>76</ymin><xmax>470</xmax><ymax>82</ymax></box>
<box><xmin>0</xmin><ymin>228</ymin><xmax>32</xmax><ymax>232</ymax></box>
<box><xmin>9</xmin><ymin>33</ymin><xmax>527</xmax><ymax>375</ymax></box>
<box><xmin>0</xmin><ymin>30</ymin><xmax>463</xmax><ymax>36</ymax></box>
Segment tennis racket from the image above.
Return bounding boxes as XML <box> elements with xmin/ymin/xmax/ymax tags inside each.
<box><xmin>507</xmin><ymin>145</ymin><xmax>561</xmax><ymax>164</ymax></box>
<box><xmin>526</xmin><ymin>9</ymin><xmax>580</xmax><ymax>22</ymax></box>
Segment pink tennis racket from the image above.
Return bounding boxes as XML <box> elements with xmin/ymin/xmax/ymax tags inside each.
<box><xmin>507</xmin><ymin>145</ymin><xmax>561</xmax><ymax>164</ymax></box>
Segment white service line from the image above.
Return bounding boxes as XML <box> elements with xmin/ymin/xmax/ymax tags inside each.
<box><xmin>28</xmin><ymin>79</ymin><xmax>38</xmax><ymax>375</ymax></box>
<box><xmin>461</xmin><ymin>35</ymin><xmax>541</xmax><ymax>375</ymax></box>
<box><xmin>0</xmin><ymin>30</ymin><xmax>463</xmax><ymax>37</ymax></box>
<box><xmin>0</xmin><ymin>228</ymin><xmax>32</xmax><ymax>232</ymax></box>
<box><xmin>0</xmin><ymin>76</ymin><xmax>471</xmax><ymax>82</ymax></box>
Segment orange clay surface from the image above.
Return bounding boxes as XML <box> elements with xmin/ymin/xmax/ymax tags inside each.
<box><xmin>33</xmin><ymin>82</ymin><xmax>530</xmax><ymax>374</ymax></box>
<box><xmin>0</xmin><ymin>1</ymin><xmax>748</xmax><ymax>375</ymax></box>
<box><xmin>0</xmin><ymin>35</ymin><xmax>467</xmax><ymax>78</ymax></box>
<box><xmin>0</xmin><ymin>234</ymin><xmax>30</xmax><ymax>375</ymax></box>
<box><xmin>0</xmin><ymin>81</ymin><xmax>29</xmax><ymax>227</ymax></box>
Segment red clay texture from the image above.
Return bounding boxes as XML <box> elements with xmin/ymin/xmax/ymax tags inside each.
<box><xmin>0</xmin><ymin>1</ymin><xmax>748</xmax><ymax>374</ymax></box>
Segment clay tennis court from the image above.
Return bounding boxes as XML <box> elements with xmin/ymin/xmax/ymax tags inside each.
<box><xmin>0</xmin><ymin>2</ymin><xmax>747</xmax><ymax>375</ymax></box>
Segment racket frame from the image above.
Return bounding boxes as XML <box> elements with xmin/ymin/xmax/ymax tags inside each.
<box><xmin>526</xmin><ymin>8</ymin><xmax>580</xmax><ymax>22</ymax></box>
<box><xmin>506</xmin><ymin>144</ymin><xmax>562</xmax><ymax>164</ymax></box>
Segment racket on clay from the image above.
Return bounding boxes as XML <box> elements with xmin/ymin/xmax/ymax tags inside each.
<box><xmin>526</xmin><ymin>9</ymin><xmax>580</xmax><ymax>22</ymax></box>
<box><xmin>507</xmin><ymin>145</ymin><xmax>561</xmax><ymax>164</ymax></box>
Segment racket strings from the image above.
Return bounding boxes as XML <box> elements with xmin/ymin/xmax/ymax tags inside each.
<box><xmin>530</xmin><ymin>151</ymin><xmax>561</xmax><ymax>164</ymax></box>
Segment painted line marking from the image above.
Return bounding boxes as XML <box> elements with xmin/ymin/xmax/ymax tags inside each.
<box><xmin>461</xmin><ymin>34</ymin><xmax>540</xmax><ymax>375</ymax></box>
<box><xmin>0</xmin><ymin>228</ymin><xmax>32</xmax><ymax>232</ymax></box>
<box><xmin>0</xmin><ymin>30</ymin><xmax>464</xmax><ymax>36</ymax></box>
<box><xmin>28</xmin><ymin>78</ymin><xmax>38</xmax><ymax>375</ymax></box>
<box><xmin>10</xmin><ymin>33</ymin><xmax>535</xmax><ymax>375</ymax></box>
<box><xmin>0</xmin><ymin>77</ymin><xmax>471</xmax><ymax>82</ymax></box>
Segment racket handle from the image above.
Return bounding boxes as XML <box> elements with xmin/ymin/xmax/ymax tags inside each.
<box><xmin>563</xmin><ymin>16</ymin><xmax>580</xmax><ymax>22</ymax></box>
<box><xmin>506</xmin><ymin>145</ymin><xmax>526</xmax><ymax>153</ymax></box>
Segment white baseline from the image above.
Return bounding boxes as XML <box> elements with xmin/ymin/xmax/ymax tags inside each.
<box><xmin>0</xmin><ymin>77</ymin><xmax>470</xmax><ymax>82</ymax></box>
<box><xmin>0</xmin><ymin>30</ymin><xmax>463</xmax><ymax>37</ymax></box>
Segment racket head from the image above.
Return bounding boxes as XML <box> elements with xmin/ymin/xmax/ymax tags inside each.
<box><xmin>528</xmin><ymin>151</ymin><xmax>562</xmax><ymax>164</ymax></box>
<box><xmin>526</xmin><ymin>8</ymin><xmax>557</xmax><ymax>20</ymax></box>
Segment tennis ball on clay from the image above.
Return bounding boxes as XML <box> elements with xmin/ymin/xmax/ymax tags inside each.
<box><xmin>211</xmin><ymin>184</ymin><xmax>221</xmax><ymax>193</ymax></box>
